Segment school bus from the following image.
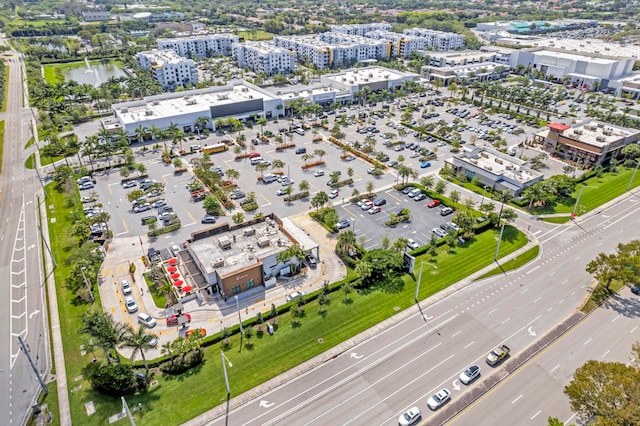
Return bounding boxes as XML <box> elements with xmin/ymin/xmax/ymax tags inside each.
<box><xmin>202</xmin><ymin>143</ymin><xmax>228</xmax><ymax>154</ymax></box>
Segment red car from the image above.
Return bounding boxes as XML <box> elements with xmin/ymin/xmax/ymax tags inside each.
<box><xmin>427</xmin><ymin>200</ymin><xmax>441</xmax><ymax>208</ymax></box>
<box><xmin>185</xmin><ymin>328</ymin><xmax>206</xmax><ymax>339</ymax></box>
<box><xmin>166</xmin><ymin>313</ymin><xmax>191</xmax><ymax>327</ymax></box>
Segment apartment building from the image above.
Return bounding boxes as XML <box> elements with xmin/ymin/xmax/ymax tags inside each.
<box><xmin>402</xmin><ymin>28</ymin><xmax>466</xmax><ymax>51</ymax></box>
<box><xmin>136</xmin><ymin>49</ymin><xmax>198</xmax><ymax>91</ymax></box>
<box><xmin>232</xmin><ymin>41</ymin><xmax>297</xmax><ymax>75</ymax></box>
<box><xmin>329</xmin><ymin>23</ymin><xmax>392</xmax><ymax>36</ymax></box>
<box><xmin>157</xmin><ymin>34</ymin><xmax>239</xmax><ymax>58</ymax></box>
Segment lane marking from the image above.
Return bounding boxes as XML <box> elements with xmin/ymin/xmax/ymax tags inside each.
<box><xmin>601</xmin><ymin>350</ymin><xmax>609</xmax><ymax>359</ymax></box>
<box><xmin>463</xmin><ymin>341</ymin><xmax>475</xmax><ymax>349</ymax></box>
<box><xmin>512</xmin><ymin>394</ymin><xmax>523</xmax><ymax>404</ymax></box>
<box><xmin>550</xmin><ymin>364</ymin><xmax>560</xmax><ymax>373</ymax></box>
<box><xmin>530</xmin><ymin>410</ymin><xmax>541</xmax><ymax>421</ymax></box>
<box><xmin>532</xmin><ymin>297</ymin><xmax>541</xmax><ymax>303</ymax></box>
<box><xmin>451</xmin><ymin>331</ymin><xmax>462</xmax><ymax>338</ymax></box>
<box><xmin>583</xmin><ymin>338</ymin><xmax>592</xmax><ymax>346</ymax></box>
<box><xmin>500</xmin><ymin>318</ymin><xmax>511</xmax><ymax>325</ymax></box>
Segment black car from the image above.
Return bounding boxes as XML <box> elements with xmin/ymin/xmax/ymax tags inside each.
<box><xmin>373</xmin><ymin>198</ymin><xmax>387</xmax><ymax>206</ymax></box>
<box><xmin>632</xmin><ymin>286</ymin><xmax>640</xmax><ymax>295</ymax></box>
<box><xmin>295</xmin><ymin>147</ymin><xmax>307</xmax><ymax>154</ymax></box>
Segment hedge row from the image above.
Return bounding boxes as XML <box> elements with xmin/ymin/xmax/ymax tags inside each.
<box><xmin>286</xmin><ymin>191</ymin><xmax>309</xmax><ymax>201</ymax></box>
<box><xmin>148</xmin><ymin>223</ymin><xmax>181</xmax><ymax>237</ymax></box>
<box><xmin>329</xmin><ymin>178</ymin><xmax>354</xmax><ymax>188</ymax></box>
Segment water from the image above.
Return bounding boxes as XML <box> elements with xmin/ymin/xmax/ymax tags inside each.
<box><xmin>61</xmin><ymin>61</ymin><xmax>127</xmax><ymax>86</ymax></box>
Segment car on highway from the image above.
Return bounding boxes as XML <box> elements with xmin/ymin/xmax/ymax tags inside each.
<box><xmin>459</xmin><ymin>364</ymin><xmax>481</xmax><ymax>385</ymax></box>
<box><xmin>286</xmin><ymin>291</ymin><xmax>304</xmax><ymax>301</ymax></box>
<box><xmin>433</xmin><ymin>228</ymin><xmax>447</xmax><ymax>238</ymax></box>
<box><xmin>125</xmin><ymin>296</ymin><xmax>138</xmax><ymax>313</ymax></box>
<box><xmin>313</xmin><ymin>170</ymin><xmax>325</xmax><ymax>177</ymax></box>
<box><xmin>398</xmin><ymin>407</ymin><xmax>421</xmax><ymax>426</ymax></box>
<box><xmin>121</xmin><ymin>279</ymin><xmax>132</xmax><ymax>295</ymax></box>
<box><xmin>336</xmin><ymin>219</ymin><xmax>351</xmax><ymax>229</ymax></box>
<box><xmin>368</xmin><ymin>206</ymin><xmax>381</xmax><ymax>215</ymax></box>
<box><xmin>427</xmin><ymin>199</ymin><xmax>441</xmax><ymax>208</ymax></box>
<box><xmin>201</xmin><ymin>215</ymin><xmax>216</xmax><ymax>224</ymax></box>
<box><xmin>420</xmin><ymin>161</ymin><xmax>432</xmax><ymax>168</ymax></box>
<box><xmin>427</xmin><ymin>388</ymin><xmax>451</xmax><ymax>410</ymax></box>
<box><xmin>329</xmin><ymin>189</ymin><xmax>339</xmax><ymax>199</ymax></box>
<box><xmin>406</xmin><ymin>238</ymin><xmax>420</xmax><ymax>250</ymax></box>
<box><xmin>440</xmin><ymin>207</ymin><xmax>454</xmax><ymax>216</ymax></box>
<box><xmin>137</xmin><ymin>312</ymin><xmax>157</xmax><ymax>328</ymax></box>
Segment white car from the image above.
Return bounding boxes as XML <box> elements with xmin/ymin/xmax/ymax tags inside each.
<box><xmin>398</xmin><ymin>407</ymin><xmax>421</xmax><ymax>426</ymax></box>
<box><xmin>121</xmin><ymin>279</ymin><xmax>132</xmax><ymax>295</ymax></box>
<box><xmin>286</xmin><ymin>291</ymin><xmax>304</xmax><ymax>302</ymax></box>
<box><xmin>137</xmin><ymin>312</ymin><xmax>157</xmax><ymax>328</ymax></box>
<box><xmin>329</xmin><ymin>189</ymin><xmax>339</xmax><ymax>199</ymax></box>
<box><xmin>427</xmin><ymin>388</ymin><xmax>451</xmax><ymax>410</ymax></box>
<box><xmin>313</xmin><ymin>170</ymin><xmax>325</xmax><ymax>177</ymax></box>
<box><xmin>125</xmin><ymin>296</ymin><xmax>138</xmax><ymax>313</ymax></box>
<box><xmin>406</xmin><ymin>238</ymin><xmax>419</xmax><ymax>250</ymax></box>
<box><xmin>459</xmin><ymin>364</ymin><xmax>481</xmax><ymax>385</ymax></box>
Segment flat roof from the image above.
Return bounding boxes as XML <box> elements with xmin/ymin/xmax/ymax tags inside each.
<box><xmin>456</xmin><ymin>146</ymin><xmax>542</xmax><ymax>184</ymax></box>
<box><xmin>237</xmin><ymin>41</ymin><xmax>293</xmax><ymax>55</ymax></box>
<box><xmin>113</xmin><ymin>81</ymin><xmax>279</xmax><ymax>125</ymax></box>
<box><xmin>189</xmin><ymin>217</ymin><xmax>292</xmax><ymax>277</ymax></box>
<box><xmin>532</xmin><ymin>49</ymin><xmax>618</xmax><ymax>65</ymax></box>
<box><xmin>138</xmin><ymin>49</ymin><xmax>191</xmax><ymax>65</ymax></box>
<box><xmin>561</xmin><ymin>120</ymin><xmax>640</xmax><ymax>149</ymax></box>
<box><xmin>323</xmin><ymin>66</ymin><xmax>414</xmax><ymax>85</ymax></box>
<box><xmin>500</xmin><ymin>37</ymin><xmax>640</xmax><ymax>60</ymax></box>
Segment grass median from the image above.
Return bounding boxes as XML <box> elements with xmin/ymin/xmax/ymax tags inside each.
<box><xmin>47</xmin><ymin>183</ymin><xmax>528</xmax><ymax>425</ymax></box>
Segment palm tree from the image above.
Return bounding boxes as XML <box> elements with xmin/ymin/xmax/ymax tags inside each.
<box><xmin>134</xmin><ymin>125</ymin><xmax>150</xmax><ymax>143</ymax></box>
<box><xmin>271</xmin><ymin>159</ymin><xmax>285</xmax><ymax>173</ymax></box>
<box><xmin>257</xmin><ymin>117</ymin><xmax>268</xmax><ymax>136</ymax></box>
<box><xmin>80</xmin><ymin>311</ymin><xmax>127</xmax><ymax>364</ymax></box>
<box><xmin>337</xmin><ymin>230</ymin><xmax>356</xmax><ymax>253</ymax></box>
<box><xmin>496</xmin><ymin>189</ymin><xmax>514</xmax><ymax>222</ymax></box>
<box><xmin>299</xmin><ymin>180</ymin><xmax>310</xmax><ymax>193</ymax></box>
<box><xmin>121</xmin><ymin>324</ymin><xmax>156</xmax><ymax>375</ymax></box>
<box><xmin>420</xmin><ymin>176</ymin><xmax>435</xmax><ymax>190</ymax></box>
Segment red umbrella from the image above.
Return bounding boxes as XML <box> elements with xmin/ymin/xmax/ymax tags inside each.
<box><xmin>167</xmin><ymin>258</ymin><xmax>178</xmax><ymax>265</ymax></box>
<box><xmin>167</xmin><ymin>266</ymin><xmax>177</xmax><ymax>273</ymax></box>
<box><xmin>182</xmin><ymin>285</ymin><xmax>193</xmax><ymax>292</ymax></box>
<box><xmin>171</xmin><ymin>273</ymin><xmax>180</xmax><ymax>280</ymax></box>
<box><xmin>174</xmin><ymin>280</ymin><xmax>183</xmax><ymax>287</ymax></box>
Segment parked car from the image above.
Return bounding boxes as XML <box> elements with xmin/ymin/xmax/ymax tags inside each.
<box><xmin>433</xmin><ymin>228</ymin><xmax>447</xmax><ymax>238</ymax></box>
<box><xmin>368</xmin><ymin>206</ymin><xmax>381</xmax><ymax>215</ymax></box>
<box><xmin>79</xmin><ymin>182</ymin><xmax>95</xmax><ymax>190</ymax></box>
<box><xmin>414</xmin><ymin>193</ymin><xmax>427</xmax><ymax>201</ymax></box>
<box><xmin>295</xmin><ymin>147</ymin><xmax>307</xmax><ymax>154</ymax></box>
<box><xmin>152</xmin><ymin>199</ymin><xmax>166</xmax><ymax>208</ymax></box>
<box><xmin>81</xmin><ymin>196</ymin><xmax>95</xmax><ymax>204</ymax></box>
<box><xmin>344</xmin><ymin>155</ymin><xmax>357</xmax><ymax>162</ymax></box>
<box><xmin>335</xmin><ymin>219</ymin><xmax>351</xmax><ymax>229</ymax></box>
<box><xmin>440</xmin><ymin>207</ymin><xmax>454</xmax><ymax>216</ymax></box>
<box><xmin>406</xmin><ymin>238</ymin><xmax>419</xmax><ymax>250</ymax></box>
<box><xmin>122</xmin><ymin>180</ymin><xmax>137</xmax><ymax>189</ymax></box>
<box><xmin>280</xmin><ymin>178</ymin><xmax>294</xmax><ymax>186</ymax></box>
<box><xmin>329</xmin><ymin>189</ymin><xmax>339</xmax><ymax>199</ymax></box>
<box><xmin>402</xmin><ymin>187</ymin><xmax>414</xmax><ymax>195</ymax></box>
<box><xmin>133</xmin><ymin>203</ymin><xmax>151</xmax><ymax>213</ymax></box>
<box><xmin>230</xmin><ymin>191</ymin><xmax>246</xmax><ymax>200</ymax></box>
<box><xmin>201</xmin><ymin>215</ymin><xmax>216</xmax><ymax>224</ymax></box>
<box><xmin>125</xmin><ymin>296</ymin><xmax>138</xmax><ymax>313</ymax></box>
<box><xmin>166</xmin><ymin>313</ymin><xmax>191</xmax><ymax>327</ymax></box>
<box><xmin>427</xmin><ymin>200</ymin><xmax>441</xmax><ymax>208</ymax></box>
<box><xmin>420</xmin><ymin>161</ymin><xmax>432</xmax><ymax>168</ymax></box>
<box><xmin>313</xmin><ymin>170</ymin><xmax>325</xmax><ymax>177</ymax></box>
<box><xmin>306</xmin><ymin>254</ymin><xmax>318</xmax><ymax>267</ymax></box>
<box><xmin>360</xmin><ymin>200</ymin><xmax>374</xmax><ymax>211</ymax></box>
<box><xmin>631</xmin><ymin>285</ymin><xmax>640</xmax><ymax>295</ymax></box>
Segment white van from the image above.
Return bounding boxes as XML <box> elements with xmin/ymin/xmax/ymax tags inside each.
<box><xmin>250</xmin><ymin>156</ymin><xmax>263</xmax><ymax>165</ymax></box>
<box><xmin>295</xmin><ymin>128</ymin><xmax>305</xmax><ymax>136</ymax></box>
<box><xmin>263</xmin><ymin>174</ymin><xmax>278</xmax><ymax>184</ymax></box>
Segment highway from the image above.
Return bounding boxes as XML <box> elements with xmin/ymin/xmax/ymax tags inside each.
<box><xmin>0</xmin><ymin>38</ymin><xmax>51</xmax><ymax>424</ymax></box>
<box><xmin>452</xmin><ymin>288</ymin><xmax>640</xmax><ymax>425</ymax></box>
<box><xmin>188</xmin><ymin>188</ymin><xmax>640</xmax><ymax>425</ymax></box>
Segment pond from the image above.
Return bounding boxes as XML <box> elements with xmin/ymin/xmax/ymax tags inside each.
<box><xmin>61</xmin><ymin>59</ymin><xmax>127</xmax><ymax>86</ymax></box>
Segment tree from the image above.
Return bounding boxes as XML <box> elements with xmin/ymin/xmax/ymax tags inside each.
<box><xmin>449</xmin><ymin>190</ymin><xmax>460</xmax><ymax>204</ymax></box>
<box><xmin>336</xmin><ymin>229</ymin><xmax>356</xmax><ymax>252</ymax></box>
<box><xmin>80</xmin><ymin>311</ymin><xmax>127</xmax><ymax>364</ymax></box>
<box><xmin>496</xmin><ymin>189</ymin><xmax>514</xmax><ymax>222</ymax></box>
<box><xmin>359</xmin><ymin>248</ymin><xmax>405</xmax><ymax>289</ymax></box>
<box><xmin>232</xmin><ymin>212</ymin><xmax>245</xmax><ymax>224</ymax></box>
<box><xmin>586</xmin><ymin>241</ymin><xmax>640</xmax><ymax>291</ymax></box>
<box><xmin>434</xmin><ymin>180</ymin><xmax>447</xmax><ymax>195</ymax></box>
<box><xmin>564</xmin><ymin>358</ymin><xmax>640</xmax><ymax>425</ymax></box>
<box><xmin>311</xmin><ymin>191</ymin><xmax>329</xmax><ymax>211</ymax></box>
<box><xmin>203</xmin><ymin>194</ymin><xmax>222</xmax><ymax>216</ymax></box>
<box><xmin>420</xmin><ymin>176</ymin><xmax>435</xmax><ymax>190</ymax></box>
<box><xmin>121</xmin><ymin>324</ymin><xmax>156</xmax><ymax>375</ymax></box>
<box><xmin>299</xmin><ymin>180</ymin><xmax>310</xmax><ymax>192</ymax></box>
<box><xmin>354</xmin><ymin>260</ymin><xmax>373</xmax><ymax>282</ymax></box>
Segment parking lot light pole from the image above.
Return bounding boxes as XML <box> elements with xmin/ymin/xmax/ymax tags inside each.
<box><xmin>494</xmin><ymin>223</ymin><xmax>506</xmax><ymax>263</ymax></box>
<box><xmin>626</xmin><ymin>161</ymin><xmax>640</xmax><ymax>191</ymax></box>
<box><xmin>351</xmin><ymin>218</ymin><xmax>356</xmax><ymax>236</ymax></box>
<box><xmin>234</xmin><ymin>295</ymin><xmax>243</xmax><ymax>352</ymax></box>
<box><xmin>571</xmin><ymin>185</ymin><xmax>599</xmax><ymax>219</ymax></box>
<box><xmin>480</xmin><ymin>185</ymin><xmax>489</xmax><ymax>207</ymax></box>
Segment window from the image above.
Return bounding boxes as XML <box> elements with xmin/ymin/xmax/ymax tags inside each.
<box><xmin>246</xmin><ymin>279</ymin><xmax>254</xmax><ymax>289</ymax></box>
<box><xmin>232</xmin><ymin>285</ymin><xmax>241</xmax><ymax>294</ymax></box>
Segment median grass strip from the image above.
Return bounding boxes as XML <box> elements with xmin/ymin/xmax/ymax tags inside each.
<box><xmin>0</xmin><ymin>120</ymin><xmax>4</xmax><ymax>171</ymax></box>
<box><xmin>47</xmin><ymin>182</ymin><xmax>527</xmax><ymax>425</ymax></box>
<box><xmin>581</xmin><ymin>280</ymin><xmax>626</xmax><ymax>313</ymax></box>
<box><xmin>476</xmin><ymin>245</ymin><xmax>540</xmax><ymax>280</ymax></box>
<box><xmin>1</xmin><ymin>65</ymin><xmax>8</xmax><ymax>112</ymax></box>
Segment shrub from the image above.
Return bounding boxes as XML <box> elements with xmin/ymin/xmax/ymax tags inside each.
<box><xmin>285</xmin><ymin>191</ymin><xmax>309</xmax><ymax>201</ymax></box>
<box><xmin>148</xmin><ymin>222</ymin><xmax>181</xmax><ymax>237</ymax></box>
<box><xmin>159</xmin><ymin>348</ymin><xmax>204</xmax><ymax>374</ymax></box>
<box><xmin>242</xmin><ymin>202</ymin><xmax>259</xmax><ymax>211</ymax></box>
<box><xmin>84</xmin><ymin>361</ymin><xmax>138</xmax><ymax>397</ymax></box>
<box><xmin>329</xmin><ymin>178</ymin><xmax>354</xmax><ymax>188</ymax></box>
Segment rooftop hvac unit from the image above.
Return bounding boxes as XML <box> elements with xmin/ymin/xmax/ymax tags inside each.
<box><xmin>241</xmin><ymin>87</ymin><xmax>248</xmax><ymax>92</ymax></box>
<box><xmin>244</xmin><ymin>227</ymin><xmax>256</xmax><ymax>237</ymax></box>
<box><xmin>120</xmin><ymin>108</ymin><xmax>128</xmax><ymax>113</ymax></box>
<box><xmin>212</xmin><ymin>257</ymin><xmax>224</xmax><ymax>268</ymax></box>
<box><xmin>218</xmin><ymin>236</ymin><xmax>232</xmax><ymax>249</ymax></box>
<box><xmin>573</xmin><ymin>129</ymin><xmax>583</xmax><ymax>135</ymax></box>
<box><xmin>495</xmin><ymin>158</ymin><xmax>503</xmax><ymax>164</ymax></box>
<box><xmin>257</xmin><ymin>236</ymin><xmax>270</xmax><ymax>248</ymax></box>
<box><xmin>603</xmin><ymin>128</ymin><xmax>613</xmax><ymax>135</ymax></box>
<box><xmin>186</xmin><ymin>99</ymin><xmax>197</xmax><ymax>105</ymax></box>
<box><xmin>586</xmin><ymin>124</ymin><xmax>597</xmax><ymax>130</ymax></box>
<box><xmin>596</xmin><ymin>135</ymin><xmax>606</xmax><ymax>142</ymax></box>
<box><xmin>145</xmin><ymin>110</ymin><xmax>153</xmax><ymax>116</ymax></box>
<box><xmin>484</xmin><ymin>165</ymin><xmax>493</xmax><ymax>171</ymax></box>
<box><xmin>152</xmin><ymin>101</ymin><xmax>160</xmax><ymax>105</ymax></box>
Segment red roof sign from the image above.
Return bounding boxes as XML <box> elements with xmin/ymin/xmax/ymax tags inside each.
<box><xmin>548</xmin><ymin>123</ymin><xmax>571</xmax><ymax>132</ymax></box>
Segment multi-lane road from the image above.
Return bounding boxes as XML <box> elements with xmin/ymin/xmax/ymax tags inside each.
<box><xmin>186</xmin><ymin>188</ymin><xmax>640</xmax><ymax>425</ymax></box>
<box><xmin>0</xmin><ymin>39</ymin><xmax>51</xmax><ymax>424</ymax></box>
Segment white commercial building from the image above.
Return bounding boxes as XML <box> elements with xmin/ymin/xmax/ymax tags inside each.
<box><xmin>137</xmin><ymin>49</ymin><xmax>198</xmax><ymax>91</ymax></box>
<box><xmin>232</xmin><ymin>41</ymin><xmax>297</xmax><ymax>75</ymax></box>
<box><xmin>157</xmin><ymin>34</ymin><xmax>239</xmax><ymax>58</ymax></box>
<box><xmin>111</xmin><ymin>81</ymin><xmax>284</xmax><ymax>136</ymax></box>
<box><xmin>321</xmin><ymin>66</ymin><xmax>417</xmax><ymax>98</ymax></box>
<box><xmin>422</xmin><ymin>49</ymin><xmax>512</xmax><ymax>84</ymax></box>
<box><xmin>329</xmin><ymin>23</ymin><xmax>392</xmax><ymax>36</ymax></box>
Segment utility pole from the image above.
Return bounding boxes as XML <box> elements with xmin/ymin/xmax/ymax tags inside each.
<box><xmin>17</xmin><ymin>336</ymin><xmax>47</xmax><ymax>396</ymax></box>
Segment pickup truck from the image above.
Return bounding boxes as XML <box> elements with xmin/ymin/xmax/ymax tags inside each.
<box><xmin>486</xmin><ymin>344</ymin><xmax>510</xmax><ymax>366</ymax></box>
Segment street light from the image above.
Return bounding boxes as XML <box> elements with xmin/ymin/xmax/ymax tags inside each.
<box><xmin>571</xmin><ymin>185</ymin><xmax>599</xmax><ymax>219</ymax></box>
<box><xmin>234</xmin><ymin>295</ymin><xmax>243</xmax><ymax>352</ymax></box>
<box><xmin>221</xmin><ymin>351</ymin><xmax>232</xmax><ymax>397</ymax></box>
<box><xmin>80</xmin><ymin>267</ymin><xmax>94</xmax><ymax>303</ymax></box>
<box><xmin>351</xmin><ymin>218</ymin><xmax>356</xmax><ymax>236</ymax></box>
<box><xmin>626</xmin><ymin>161</ymin><xmax>640</xmax><ymax>191</ymax></box>
<box><xmin>480</xmin><ymin>185</ymin><xmax>490</xmax><ymax>207</ymax></box>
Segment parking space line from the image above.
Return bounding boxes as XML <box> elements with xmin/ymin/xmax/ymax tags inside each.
<box><xmin>385</xmin><ymin>190</ymin><xmax>402</xmax><ymax>203</ymax></box>
<box><xmin>341</xmin><ymin>205</ymin><xmax>357</xmax><ymax>218</ymax></box>
<box><xmin>120</xmin><ymin>219</ymin><xmax>129</xmax><ymax>234</ymax></box>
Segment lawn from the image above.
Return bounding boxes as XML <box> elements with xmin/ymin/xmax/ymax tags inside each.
<box><xmin>541</xmin><ymin>216</ymin><xmax>571</xmax><ymax>224</ymax></box>
<box><xmin>2</xmin><ymin>65</ymin><xmax>8</xmax><ymax>112</ymax></box>
<box><xmin>0</xmin><ymin>120</ymin><xmax>4</xmax><ymax>171</ymax></box>
<box><xmin>476</xmin><ymin>245</ymin><xmax>540</xmax><ymax>280</ymax></box>
<box><xmin>42</xmin><ymin>60</ymin><xmax>123</xmax><ymax>85</ymax></box>
<box><xmin>581</xmin><ymin>280</ymin><xmax>627</xmax><ymax>313</ymax></box>
<box><xmin>234</xmin><ymin>30</ymin><xmax>274</xmax><ymax>41</ymax></box>
<box><xmin>25</xmin><ymin>153</ymin><xmax>36</xmax><ymax>169</ymax></box>
<box><xmin>48</xmin><ymin>182</ymin><xmax>528</xmax><ymax>425</ymax></box>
